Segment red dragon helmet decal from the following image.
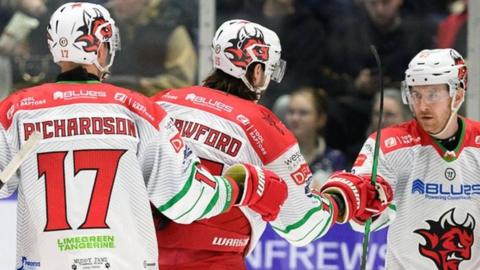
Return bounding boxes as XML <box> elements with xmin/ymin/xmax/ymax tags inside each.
<box><xmin>75</xmin><ymin>8</ymin><xmax>113</xmax><ymax>53</ymax></box>
<box><xmin>212</xmin><ymin>19</ymin><xmax>286</xmax><ymax>98</ymax></box>
<box><xmin>224</xmin><ymin>24</ymin><xmax>269</xmax><ymax>69</ymax></box>
<box><xmin>414</xmin><ymin>208</ymin><xmax>475</xmax><ymax>270</ymax></box>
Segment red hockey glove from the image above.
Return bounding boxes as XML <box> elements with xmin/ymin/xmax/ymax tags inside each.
<box><xmin>319</xmin><ymin>171</ymin><xmax>393</xmax><ymax>224</ymax></box>
<box><xmin>224</xmin><ymin>163</ymin><xmax>288</xmax><ymax>221</ymax></box>
<box><xmin>352</xmin><ymin>174</ymin><xmax>393</xmax><ymax>224</ymax></box>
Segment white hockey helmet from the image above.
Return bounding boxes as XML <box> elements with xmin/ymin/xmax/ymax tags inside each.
<box><xmin>402</xmin><ymin>48</ymin><xmax>468</xmax><ymax>139</ymax></box>
<box><xmin>212</xmin><ymin>19</ymin><xmax>286</xmax><ymax>96</ymax></box>
<box><xmin>401</xmin><ymin>48</ymin><xmax>467</xmax><ymax>105</ymax></box>
<box><xmin>47</xmin><ymin>2</ymin><xmax>120</xmax><ymax>78</ymax></box>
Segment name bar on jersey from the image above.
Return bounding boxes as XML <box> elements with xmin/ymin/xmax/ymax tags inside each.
<box><xmin>174</xmin><ymin>119</ymin><xmax>241</xmax><ymax>157</ymax></box>
<box><xmin>23</xmin><ymin>117</ymin><xmax>137</xmax><ymax>140</ymax></box>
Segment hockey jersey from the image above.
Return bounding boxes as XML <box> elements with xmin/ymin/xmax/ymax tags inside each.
<box><xmin>352</xmin><ymin>118</ymin><xmax>480</xmax><ymax>270</ymax></box>
<box><xmin>0</xmin><ymin>82</ymin><xmax>237</xmax><ymax>270</ymax></box>
<box><xmin>153</xmin><ymin>86</ymin><xmax>336</xmax><ymax>254</ymax></box>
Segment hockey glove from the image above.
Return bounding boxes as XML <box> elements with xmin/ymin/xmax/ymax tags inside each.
<box><xmin>224</xmin><ymin>163</ymin><xmax>288</xmax><ymax>221</ymax></box>
<box><xmin>319</xmin><ymin>171</ymin><xmax>393</xmax><ymax>224</ymax></box>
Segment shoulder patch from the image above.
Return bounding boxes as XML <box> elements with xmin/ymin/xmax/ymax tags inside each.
<box><xmin>370</xmin><ymin>120</ymin><xmax>423</xmax><ymax>154</ymax></box>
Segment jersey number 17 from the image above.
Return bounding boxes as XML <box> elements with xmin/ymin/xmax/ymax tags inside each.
<box><xmin>38</xmin><ymin>149</ymin><xmax>125</xmax><ymax>232</ymax></box>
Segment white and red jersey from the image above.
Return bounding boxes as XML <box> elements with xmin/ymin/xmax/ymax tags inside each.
<box><xmin>352</xmin><ymin>118</ymin><xmax>480</xmax><ymax>270</ymax></box>
<box><xmin>152</xmin><ymin>86</ymin><xmax>336</xmax><ymax>255</ymax></box>
<box><xmin>0</xmin><ymin>82</ymin><xmax>237</xmax><ymax>270</ymax></box>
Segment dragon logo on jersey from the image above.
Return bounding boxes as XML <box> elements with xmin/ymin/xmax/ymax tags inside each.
<box><xmin>75</xmin><ymin>8</ymin><xmax>112</xmax><ymax>53</ymax></box>
<box><xmin>414</xmin><ymin>208</ymin><xmax>475</xmax><ymax>270</ymax></box>
<box><xmin>224</xmin><ymin>24</ymin><xmax>269</xmax><ymax>69</ymax></box>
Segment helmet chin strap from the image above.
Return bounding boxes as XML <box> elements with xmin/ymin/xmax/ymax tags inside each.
<box><xmin>241</xmin><ymin>74</ymin><xmax>271</xmax><ymax>102</ymax></box>
<box><xmin>428</xmin><ymin>94</ymin><xmax>464</xmax><ymax>139</ymax></box>
<box><xmin>93</xmin><ymin>45</ymin><xmax>116</xmax><ymax>81</ymax></box>
<box><xmin>94</xmin><ymin>60</ymin><xmax>111</xmax><ymax>80</ymax></box>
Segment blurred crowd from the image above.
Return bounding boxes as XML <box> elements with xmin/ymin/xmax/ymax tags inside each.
<box><xmin>0</xmin><ymin>0</ymin><xmax>469</xmax><ymax>177</ymax></box>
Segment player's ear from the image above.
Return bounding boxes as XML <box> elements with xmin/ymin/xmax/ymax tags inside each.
<box><xmin>97</xmin><ymin>43</ymin><xmax>108</xmax><ymax>61</ymax></box>
<box><xmin>251</xmin><ymin>63</ymin><xmax>264</xmax><ymax>87</ymax></box>
<box><xmin>454</xmin><ymin>88</ymin><xmax>465</xmax><ymax>108</ymax></box>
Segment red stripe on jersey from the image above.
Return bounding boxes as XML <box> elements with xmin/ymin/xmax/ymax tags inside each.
<box><xmin>372</xmin><ymin>120</ymin><xmax>424</xmax><ymax>154</ymax></box>
<box><xmin>374</xmin><ymin>120</ymin><xmax>442</xmax><ymax>155</ymax></box>
<box><xmin>152</xmin><ymin>86</ymin><xmax>297</xmax><ymax>164</ymax></box>
<box><xmin>374</xmin><ymin>117</ymin><xmax>480</xmax><ymax>159</ymax></box>
<box><xmin>0</xmin><ymin>83</ymin><xmax>166</xmax><ymax>130</ymax></box>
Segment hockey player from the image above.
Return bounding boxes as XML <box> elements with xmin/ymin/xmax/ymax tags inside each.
<box><xmin>345</xmin><ymin>48</ymin><xmax>479</xmax><ymax>269</ymax></box>
<box><xmin>152</xmin><ymin>19</ymin><xmax>393</xmax><ymax>269</ymax></box>
<box><xmin>0</xmin><ymin>5</ymin><xmax>288</xmax><ymax>269</ymax></box>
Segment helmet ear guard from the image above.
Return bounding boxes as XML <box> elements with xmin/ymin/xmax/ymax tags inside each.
<box><xmin>93</xmin><ymin>21</ymin><xmax>121</xmax><ymax>79</ymax></box>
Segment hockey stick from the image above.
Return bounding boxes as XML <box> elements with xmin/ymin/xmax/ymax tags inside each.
<box><xmin>360</xmin><ymin>45</ymin><xmax>384</xmax><ymax>270</ymax></box>
<box><xmin>0</xmin><ymin>132</ymin><xmax>42</xmax><ymax>190</ymax></box>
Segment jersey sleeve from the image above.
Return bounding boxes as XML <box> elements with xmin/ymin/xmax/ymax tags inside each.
<box><xmin>265</xmin><ymin>144</ymin><xmax>337</xmax><ymax>246</ymax></box>
<box><xmin>0</xmin><ymin>118</ymin><xmax>19</xmax><ymax>198</ymax></box>
<box><xmin>349</xmin><ymin>136</ymin><xmax>398</xmax><ymax>232</ymax></box>
<box><xmin>138</xmin><ymin>115</ymin><xmax>237</xmax><ymax>224</ymax></box>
